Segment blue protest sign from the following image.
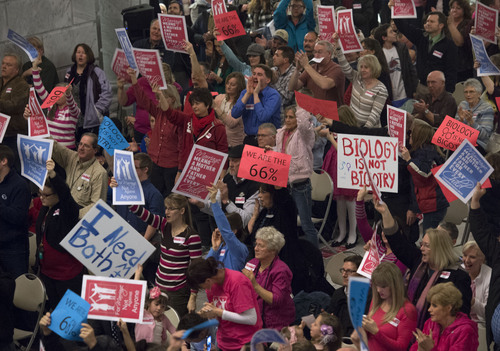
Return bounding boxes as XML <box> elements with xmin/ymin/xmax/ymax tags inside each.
<box><xmin>17</xmin><ymin>135</ymin><xmax>54</xmax><ymax>189</ymax></box>
<box><xmin>435</xmin><ymin>139</ymin><xmax>493</xmax><ymax>203</ymax></box>
<box><xmin>98</xmin><ymin>116</ymin><xmax>130</xmax><ymax>156</ymax></box>
<box><xmin>113</xmin><ymin>150</ymin><xmax>145</xmax><ymax>205</ymax></box>
<box><xmin>471</xmin><ymin>34</ymin><xmax>500</xmax><ymax>76</ymax></box>
<box><xmin>115</xmin><ymin>28</ymin><xmax>138</xmax><ymax>71</ymax></box>
<box><xmin>348</xmin><ymin>276</ymin><xmax>370</xmax><ymax>350</ymax></box>
<box><xmin>251</xmin><ymin>329</ymin><xmax>286</xmax><ymax>351</ymax></box>
<box><xmin>7</xmin><ymin>29</ymin><xmax>39</xmax><ymax>61</ymax></box>
<box><xmin>49</xmin><ymin>289</ymin><xmax>90</xmax><ymax>341</ymax></box>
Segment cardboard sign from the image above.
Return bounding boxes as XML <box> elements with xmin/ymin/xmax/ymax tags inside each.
<box><xmin>238</xmin><ymin>145</ymin><xmax>292</xmax><ymax>188</ymax></box>
<box><xmin>357</xmin><ymin>231</ymin><xmax>380</xmax><ymax>279</ymax></box>
<box><xmin>40</xmin><ymin>86</ymin><xmax>67</xmax><ymax>110</ymax></box>
<box><xmin>7</xmin><ymin>29</ymin><xmax>38</xmax><ymax>61</ymax></box>
<box><xmin>295</xmin><ymin>91</ymin><xmax>339</xmax><ymax>121</ymax></box>
<box><xmin>432</xmin><ymin>115</ymin><xmax>479</xmax><ymax>151</ymax></box>
<box><xmin>158</xmin><ymin>14</ymin><xmax>189</xmax><ymax>53</ymax></box>
<box><xmin>49</xmin><ymin>289</ymin><xmax>90</xmax><ymax>341</ymax></box>
<box><xmin>337</xmin><ymin>134</ymin><xmax>399</xmax><ymax>193</ymax></box>
<box><xmin>475</xmin><ymin>2</ymin><xmax>499</xmax><ymax>44</ymax></box>
<box><xmin>113</xmin><ymin>150</ymin><xmax>145</xmax><ymax>205</ymax></box>
<box><xmin>111</xmin><ymin>48</ymin><xmax>132</xmax><ymax>83</ymax></box>
<box><xmin>81</xmin><ymin>275</ymin><xmax>147</xmax><ymax>323</ymax></box>
<box><xmin>317</xmin><ymin>6</ymin><xmax>336</xmax><ymax>43</ymax></box>
<box><xmin>212</xmin><ymin>0</ymin><xmax>228</xmax><ymax>16</ymax></box>
<box><xmin>391</xmin><ymin>0</ymin><xmax>417</xmax><ymax>18</ymax></box>
<box><xmin>251</xmin><ymin>329</ymin><xmax>286</xmax><ymax>351</ymax></box>
<box><xmin>17</xmin><ymin>135</ymin><xmax>53</xmax><ymax>189</ymax></box>
<box><xmin>115</xmin><ymin>28</ymin><xmax>139</xmax><ymax>70</ymax></box>
<box><xmin>0</xmin><ymin>113</ymin><xmax>10</xmax><ymax>143</ymax></box>
<box><xmin>336</xmin><ymin>10</ymin><xmax>363</xmax><ymax>53</ymax></box>
<box><xmin>133</xmin><ymin>48</ymin><xmax>168</xmax><ymax>89</ymax></box>
<box><xmin>387</xmin><ymin>105</ymin><xmax>407</xmax><ymax>148</ymax></box>
<box><xmin>60</xmin><ymin>200</ymin><xmax>156</xmax><ymax>278</ymax></box>
<box><xmin>214</xmin><ymin>11</ymin><xmax>246</xmax><ymax>41</ymax></box>
<box><xmin>471</xmin><ymin>34</ymin><xmax>500</xmax><ymax>76</ymax></box>
<box><xmin>29</xmin><ymin>88</ymin><xmax>50</xmax><ymax>138</ymax></box>
<box><xmin>348</xmin><ymin>277</ymin><xmax>370</xmax><ymax>348</ymax></box>
<box><xmin>435</xmin><ymin>139</ymin><xmax>493</xmax><ymax>203</ymax></box>
<box><xmin>172</xmin><ymin>145</ymin><xmax>228</xmax><ymax>202</ymax></box>
<box><xmin>432</xmin><ymin>164</ymin><xmax>491</xmax><ymax>203</ymax></box>
<box><xmin>98</xmin><ymin>116</ymin><xmax>130</xmax><ymax>156</ymax></box>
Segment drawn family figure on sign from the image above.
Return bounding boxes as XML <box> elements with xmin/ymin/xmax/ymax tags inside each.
<box><xmin>90</xmin><ymin>302</ymin><xmax>115</xmax><ymax>312</ymax></box>
<box><xmin>89</xmin><ymin>284</ymin><xmax>117</xmax><ymax>299</ymax></box>
<box><xmin>122</xmin><ymin>159</ymin><xmax>132</xmax><ymax>180</ymax></box>
<box><xmin>23</xmin><ymin>143</ymin><xmax>32</xmax><ymax>159</ymax></box>
<box><xmin>94</xmin><ymin>293</ymin><xmax>115</xmax><ymax>302</ymax></box>
<box><xmin>339</xmin><ymin>16</ymin><xmax>351</xmax><ymax>34</ymax></box>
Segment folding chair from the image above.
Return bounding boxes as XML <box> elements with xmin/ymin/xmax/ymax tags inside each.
<box><xmin>164</xmin><ymin>305</ymin><xmax>180</xmax><ymax>329</ymax></box>
<box><xmin>443</xmin><ymin>199</ymin><xmax>471</xmax><ymax>245</ymax></box>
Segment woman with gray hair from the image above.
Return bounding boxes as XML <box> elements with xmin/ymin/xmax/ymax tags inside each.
<box><xmin>456</xmin><ymin>78</ymin><xmax>494</xmax><ymax>154</ymax></box>
<box><xmin>242</xmin><ymin>226</ymin><xmax>295</xmax><ymax>330</ymax></box>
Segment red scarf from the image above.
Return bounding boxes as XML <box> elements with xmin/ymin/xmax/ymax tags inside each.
<box><xmin>191</xmin><ymin>109</ymin><xmax>216</xmax><ymax>137</ymax></box>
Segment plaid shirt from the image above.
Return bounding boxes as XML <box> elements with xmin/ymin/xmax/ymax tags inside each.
<box><xmin>271</xmin><ymin>64</ymin><xmax>296</xmax><ymax>108</ymax></box>
<box><xmin>245</xmin><ymin>10</ymin><xmax>273</xmax><ymax>32</ymax></box>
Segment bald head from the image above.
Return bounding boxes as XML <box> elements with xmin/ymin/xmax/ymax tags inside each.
<box><xmin>427</xmin><ymin>70</ymin><xmax>445</xmax><ymax>97</ymax></box>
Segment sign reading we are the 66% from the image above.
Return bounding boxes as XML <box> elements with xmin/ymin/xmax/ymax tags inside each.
<box><xmin>237</xmin><ymin>145</ymin><xmax>291</xmax><ymax>187</ymax></box>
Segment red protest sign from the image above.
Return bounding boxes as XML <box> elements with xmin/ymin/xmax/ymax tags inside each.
<box><xmin>336</xmin><ymin>9</ymin><xmax>362</xmax><ymax>53</ymax></box>
<box><xmin>133</xmin><ymin>48</ymin><xmax>168</xmax><ymax>89</ymax></box>
<box><xmin>317</xmin><ymin>6</ymin><xmax>336</xmax><ymax>43</ymax></box>
<box><xmin>0</xmin><ymin>113</ymin><xmax>10</xmax><ymax>143</ymax></box>
<box><xmin>431</xmin><ymin>115</ymin><xmax>479</xmax><ymax>151</ymax></box>
<box><xmin>172</xmin><ymin>145</ymin><xmax>228</xmax><ymax>202</ymax></box>
<box><xmin>238</xmin><ymin>145</ymin><xmax>291</xmax><ymax>187</ymax></box>
<box><xmin>357</xmin><ymin>230</ymin><xmax>380</xmax><ymax>279</ymax></box>
<box><xmin>81</xmin><ymin>275</ymin><xmax>147</xmax><ymax>323</ymax></box>
<box><xmin>158</xmin><ymin>14</ymin><xmax>188</xmax><ymax>53</ymax></box>
<box><xmin>496</xmin><ymin>96</ymin><xmax>500</xmax><ymax>111</ymax></box>
<box><xmin>475</xmin><ymin>2</ymin><xmax>498</xmax><ymax>44</ymax></box>
<box><xmin>295</xmin><ymin>91</ymin><xmax>339</xmax><ymax>120</ymax></box>
<box><xmin>29</xmin><ymin>88</ymin><xmax>50</xmax><ymax>138</ymax></box>
<box><xmin>40</xmin><ymin>86</ymin><xmax>67</xmax><ymax>109</ymax></box>
<box><xmin>391</xmin><ymin>0</ymin><xmax>417</xmax><ymax>18</ymax></box>
<box><xmin>214</xmin><ymin>11</ymin><xmax>246</xmax><ymax>41</ymax></box>
<box><xmin>111</xmin><ymin>48</ymin><xmax>132</xmax><ymax>83</ymax></box>
<box><xmin>387</xmin><ymin>105</ymin><xmax>406</xmax><ymax>148</ymax></box>
<box><xmin>212</xmin><ymin>0</ymin><xmax>227</xmax><ymax>16</ymax></box>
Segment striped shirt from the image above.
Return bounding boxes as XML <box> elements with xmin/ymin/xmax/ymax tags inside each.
<box><xmin>130</xmin><ymin>205</ymin><xmax>202</xmax><ymax>292</ymax></box>
<box><xmin>33</xmin><ymin>69</ymin><xmax>79</xmax><ymax>149</ymax></box>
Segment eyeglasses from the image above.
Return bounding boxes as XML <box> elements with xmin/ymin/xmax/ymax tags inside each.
<box><xmin>165</xmin><ymin>207</ymin><xmax>180</xmax><ymax>212</ymax></box>
<box><xmin>39</xmin><ymin>192</ymin><xmax>55</xmax><ymax>198</ymax></box>
<box><xmin>339</xmin><ymin>268</ymin><xmax>357</xmax><ymax>275</ymax></box>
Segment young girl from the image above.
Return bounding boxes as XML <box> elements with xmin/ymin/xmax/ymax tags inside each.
<box><xmin>310</xmin><ymin>312</ymin><xmax>342</xmax><ymax>351</ymax></box>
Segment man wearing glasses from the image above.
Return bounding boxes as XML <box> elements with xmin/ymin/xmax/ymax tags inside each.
<box><xmin>274</xmin><ymin>0</ymin><xmax>315</xmax><ymax>52</ymax></box>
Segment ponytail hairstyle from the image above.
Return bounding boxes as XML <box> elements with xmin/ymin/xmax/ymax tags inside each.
<box><xmin>186</xmin><ymin>257</ymin><xmax>221</xmax><ymax>289</ymax></box>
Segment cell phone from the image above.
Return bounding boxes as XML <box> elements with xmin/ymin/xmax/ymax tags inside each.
<box><xmin>207</xmin><ymin>336</ymin><xmax>212</xmax><ymax>351</ymax></box>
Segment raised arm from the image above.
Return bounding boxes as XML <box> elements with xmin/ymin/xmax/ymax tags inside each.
<box><xmin>184</xmin><ymin>40</ymin><xmax>208</xmax><ymax>89</ymax></box>
<box><xmin>32</xmin><ymin>56</ymin><xmax>49</xmax><ymax>100</ymax></box>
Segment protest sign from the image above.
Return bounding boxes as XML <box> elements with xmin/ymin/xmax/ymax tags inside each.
<box><xmin>357</xmin><ymin>230</ymin><xmax>381</xmax><ymax>279</ymax></box>
<box><xmin>172</xmin><ymin>145</ymin><xmax>228</xmax><ymax>202</ymax></box>
<box><xmin>49</xmin><ymin>289</ymin><xmax>90</xmax><ymax>341</ymax></box>
<box><xmin>212</xmin><ymin>0</ymin><xmax>227</xmax><ymax>16</ymax></box>
<box><xmin>158</xmin><ymin>14</ymin><xmax>188</xmax><ymax>53</ymax></box>
<box><xmin>471</xmin><ymin>34</ymin><xmax>500</xmax><ymax>76</ymax></box>
<box><xmin>29</xmin><ymin>88</ymin><xmax>50</xmax><ymax>138</ymax></box>
<box><xmin>214</xmin><ymin>11</ymin><xmax>246</xmax><ymax>41</ymax></box>
<box><xmin>60</xmin><ymin>200</ymin><xmax>155</xmax><ymax>278</ymax></box>
<box><xmin>475</xmin><ymin>2</ymin><xmax>498</xmax><ymax>44</ymax></box>
<box><xmin>251</xmin><ymin>329</ymin><xmax>286</xmax><ymax>351</ymax></box>
<box><xmin>111</xmin><ymin>48</ymin><xmax>132</xmax><ymax>83</ymax></box>
<box><xmin>360</xmin><ymin>154</ymin><xmax>384</xmax><ymax>202</ymax></box>
<box><xmin>81</xmin><ymin>275</ymin><xmax>147</xmax><ymax>323</ymax></box>
<box><xmin>113</xmin><ymin>150</ymin><xmax>145</xmax><ymax>205</ymax></box>
<box><xmin>317</xmin><ymin>6</ymin><xmax>336</xmax><ymax>43</ymax></box>
<box><xmin>387</xmin><ymin>105</ymin><xmax>406</xmax><ymax>148</ymax></box>
<box><xmin>336</xmin><ymin>10</ymin><xmax>363</xmax><ymax>53</ymax></box>
<box><xmin>7</xmin><ymin>29</ymin><xmax>38</xmax><ymax>61</ymax></box>
<box><xmin>98</xmin><ymin>116</ymin><xmax>130</xmax><ymax>156</ymax></box>
<box><xmin>435</xmin><ymin>139</ymin><xmax>493</xmax><ymax>203</ymax></box>
<box><xmin>337</xmin><ymin>134</ymin><xmax>399</xmax><ymax>193</ymax></box>
<box><xmin>391</xmin><ymin>0</ymin><xmax>417</xmax><ymax>18</ymax></box>
<box><xmin>17</xmin><ymin>135</ymin><xmax>53</xmax><ymax>189</ymax></box>
<box><xmin>432</xmin><ymin>115</ymin><xmax>479</xmax><ymax>151</ymax></box>
<box><xmin>0</xmin><ymin>113</ymin><xmax>10</xmax><ymax>143</ymax></box>
<box><xmin>133</xmin><ymin>48</ymin><xmax>168</xmax><ymax>89</ymax></box>
<box><xmin>295</xmin><ymin>91</ymin><xmax>339</xmax><ymax>120</ymax></box>
<box><xmin>432</xmin><ymin>164</ymin><xmax>491</xmax><ymax>203</ymax></box>
<box><xmin>40</xmin><ymin>86</ymin><xmax>67</xmax><ymax>110</ymax></box>
<box><xmin>348</xmin><ymin>277</ymin><xmax>370</xmax><ymax>349</ymax></box>
<box><xmin>115</xmin><ymin>28</ymin><xmax>139</xmax><ymax>70</ymax></box>
<box><xmin>238</xmin><ymin>145</ymin><xmax>292</xmax><ymax>188</ymax></box>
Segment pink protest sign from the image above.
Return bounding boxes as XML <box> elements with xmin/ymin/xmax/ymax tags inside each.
<box><xmin>40</xmin><ymin>86</ymin><xmax>67</xmax><ymax>109</ymax></box>
<box><xmin>336</xmin><ymin>9</ymin><xmax>362</xmax><ymax>53</ymax></box>
<box><xmin>212</xmin><ymin>0</ymin><xmax>227</xmax><ymax>16</ymax></box>
<box><xmin>158</xmin><ymin>14</ymin><xmax>188</xmax><ymax>53</ymax></box>
<box><xmin>391</xmin><ymin>0</ymin><xmax>417</xmax><ymax>18</ymax></box>
<box><xmin>172</xmin><ymin>145</ymin><xmax>228</xmax><ymax>202</ymax></box>
<box><xmin>214</xmin><ymin>11</ymin><xmax>246</xmax><ymax>41</ymax></box>
<box><xmin>387</xmin><ymin>105</ymin><xmax>407</xmax><ymax>148</ymax></box>
<box><xmin>111</xmin><ymin>48</ymin><xmax>132</xmax><ymax>83</ymax></box>
<box><xmin>0</xmin><ymin>113</ymin><xmax>10</xmax><ymax>143</ymax></box>
<box><xmin>431</xmin><ymin>115</ymin><xmax>479</xmax><ymax>151</ymax></box>
<box><xmin>475</xmin><ymin>2</ymin><xmax>499</xmax><ymax>44</ymax></box>
<box><xmin>81</xmin><ymin>275</ymin><xmax>147</xmax><ymax>323</ymax></box>
<box><xmin>238</xmin><ymin>145</ymin><xmax>292</xmax><ymax>188</ymax></box>
<box><xmin>357</xmin><ymin>230</ymin><xmax>381</xmax><ymax>279</ymax></box>
<box><xmin>29</xmin><ymin>88</ymin><xmax>50</xmax><ymax>138</ymax></box>
<box><xmin>133</xmin><ymin>48</ymin><xmax>168</xmax><ymax>89</ymax></box>
<box><xmin>317</xmin><ymin>6</ymin><xmax>336</xmax><ymax>43</ymax></box>
<box><xmin>295</xmin><ymin>91</ymin><xmax>339</xmax><ymax>120</ymax></box>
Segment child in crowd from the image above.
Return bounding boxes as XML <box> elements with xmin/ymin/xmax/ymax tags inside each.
<box><xmin>310</xmin><ymin>312</ymin><xmax>342</xmax><ymax>351</ymax></box>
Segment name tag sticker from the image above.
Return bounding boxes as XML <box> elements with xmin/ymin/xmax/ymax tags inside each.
<box><xmin>245</xmin><ymin>104</ymin><xmax>254</xmax><ymax>110</ymax></box>
<box><xmin>365</xmin><ymin>91</ymin><xmax>375</xmax><ymax>97</ymax></box>
<box><xmin>389</xmin><ymin>317</ymin><xmax>400</xmax><ymax>327</ymax></box>
<box><xmin>173</xmin><ymin>236</ymin><xmax>185</xmax><ymax>245</ymax></box>
<box><xmin>235</xmin><ymin>196</ymin><xmax>245</xmax><ymax>204</ymax></box>
<box><xmin>6</xmin><ymin>88</ymin><xmax>12</xmax><ymax>93</ymax></box>
<box><xmin>433</xmin><ymin>50</ymin><xmax>443</xmax><ymax>58</ymax></box>
<box><xmin>353</xmin><ymin>3</ymin><xmax>361</xmax><ymax>9</ymax></box>
<box><xmin>440</xmin><ymin>271</ymin><xmax>451</xmax><ymax>279</ymax></box>
<box><xmin>220</xmin><ymin>249</ymin><xmax>226</xmax><ymax>256</ymax></box>
<box><xmin>244</xmin><ymin>262</ymin><xmax>256</xmax><ymax>272</ymax></box>
<box><xmin>81</xmin><ymin>174</ymin><xmax>90</xmax><ymax>182</ymax></box>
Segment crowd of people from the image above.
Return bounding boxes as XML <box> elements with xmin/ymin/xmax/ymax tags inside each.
<box><xmin>1</xmin><ymin>0</ymin><xmax>500</xmax><ymax>350</ymax></box>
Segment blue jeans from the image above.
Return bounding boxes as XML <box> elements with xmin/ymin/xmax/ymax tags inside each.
<box><xmin>422</xmin><ymin>207</ymin><xmax>448</xmax><ymax>233</ymax></box>
<box><xmin>290</xmin><ymin>180</ymin><xmax>318</xmax><ymax>247</ymax></box>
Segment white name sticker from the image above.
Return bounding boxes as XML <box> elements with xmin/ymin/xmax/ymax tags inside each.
<box><xmin>440</xmin><ymin>271</ymin><xmax>450</xmax><ymax>279</ymax></box>
<box><xmin>244</xmin><ymin>262</ymin><xmax>256</xmax><ymax>272</ymax></box>
<box><xmin>432</xmin><ymin>50</ymin><xmax>443</xmax><ymax>58</ymax></box>
<box><xmin>389</xmin><ymin>317</ymin><xmax>400</xmax><ymax>327</ymax></box>
<box><xmin>173</xmin><ymin>236</ymin><xmax>185</xmax><ymax>245</ymax></box>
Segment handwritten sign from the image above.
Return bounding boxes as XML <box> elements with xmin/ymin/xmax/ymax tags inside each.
<box><xmin>7</xmin><ymin>29</ymin><xmax>38</xmax><ymax>61</ymax></box>
<box><xmin>435</xmin><ymin>139</ymin><xmax>493</xmax><ymax>203</ymax></box>
<box><xmin>387</xmin><ymin>106</ymin><xmax>407</xmax><ymax>149</ymax></box>
<box><xmin>336</xmin><ymin>10</ymin><xmax>362</xmax><ymax>53</ymax></box>
<box><xmin>357</xmin><ymin>231</ymin><xmax>380</xmax><ymax>279</ymax></box>
<box><xmin>317</xmin><ymin>6</ymin><xmax>336</xmax><ymax>43</ymax></box>
<box><xmin>133</xmin><ymin>48</ymin><xmax>168</xmax><ymax>89</ymax></box>
<box><xmin>158</xmin><ymin>14</ymin><xmax>188</xmax><ymax>53</ymax></box>
<box><xmin>295</xmin><ymin>91</ymin><xmax>339</xmax><ymax>120</ymax></box>
<box><xmin>0</xmin><ymin>113</ymin><xmax>10</xmax><ymax>143</ymax></box>
<box><xmin>348</xmin><ymin>276</ymin><xmax>370</xmax><ymax>349</ymax></box>
<box><xmin>471</xmin><ymin>34</ymin><xmax>500</xmax><ymax>76</ymax></box>
<box><xmin>49</xmin><ymin>289</ymin><xmax>90</xmax><ymax>341</ymax></box>
<box><xmin>17</xmin><ymin>135</ymin><xmax>53</xmax><ymax>189</ymax></box>
<box><xmin>28</xmin><ymin>88</ymin><xmax>50</xmax><ymax>138</ymax></box>
<box><xmin>361</xmin><ymin>154</ymin><xmax>383</xmax><ymax>202</ymax></box>
<box><xmin>391</xmin><ymin>0</ymin><xmax>417</xmax><ymax>18</ymax></box>
<box><xmin>238</xmin><ymin>145</ymin><xmax>292</xmax><ymax>187</ymax></box>
<box><xmin>173</xmin><ymin>145</ymin><xmax>228</xmax><ymax>202</ymax></box>
<box><xmin>251</xmin><ymin>329</ymin><xmax>286</xmax><ymax>351</ymax></box>
<box><xmin>475</xmin><ymin>2</ymin><xmax>499</xmax><ymax>44</ymax></box>
<box><xmin>81</xmin><ymin>275</ymin><xmax>147</xmax><ymax>323</ymax></box>
<box><xmin>212</xmin><ymin>0</ymin><xmax>228</xmax><ymax>16</ymax></box>
<box><xmin>98</xmin><ymin>116</ymin><xmax>130</xmax><ymax>156</ymax></box>
<box><xmin>337</xmin><ymin>134</ymin><xmax>399</xmax><ymax>193</ymax></box>
<box><xmin>113</xmin><ymin>150</ymin><xmax>145</xmax><ymax>205</ymax></box>
<box><xmin>111</xmin><ymin>48</ymin><xmax>132</xmax><ymax>83</ymax></box>
<box><xmin>115</xmin><ymin>28</ymin><xmax>139</xmax><ymax>70</ymax></box>
<box><xmin>60</xmin><ymin>200</ymin><xmax>155</xmax><ymax>278</ymax></box>
<box><xmin>214</xmin><ymin>11</ymin><xmax>246</xmax><ymax>41</ymax></box>
<box><xmin>432</xmin><ymin>115</ymin><xmax>478</xmax><ymax>151</ymax></box>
